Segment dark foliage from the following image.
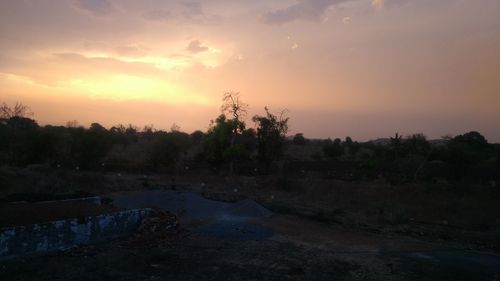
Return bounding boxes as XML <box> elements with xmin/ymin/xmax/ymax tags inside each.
<box><xmin>0</xmin><ymin>100</ymin><xmax>497</xmax><ymax>185</ymax></box>
<box><xmin>323</xmin><ymin>138</ymin><xmax>343</xmax><ymax>159</ymax></box>
<box><xmin>293</xmin><ymin>133</ymin><xmax>307</xmax><ymax>145</ymax></box>
<box><xmin>148</xmin><ymin>131</ymin><xmax>191</xmax><ymax>169</ymax></box>
<box><xmin>252</xmin><ymin>107</ymin><xmax>289</xmax><ymax>166</ymax></box>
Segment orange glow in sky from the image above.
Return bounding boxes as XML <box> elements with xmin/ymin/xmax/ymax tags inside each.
<box><xmin>1</xmin><ymin>0</ymin><xmax>499</xmax><ymax>141</ymax></box>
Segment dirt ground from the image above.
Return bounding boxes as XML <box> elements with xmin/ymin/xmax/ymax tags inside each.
<box><xmin>1</xmin><ymin>167</ymin><xmax>499</xmax><ymax>280</ymax></box>
<box><xmin>1</xmin><ymin>211</ymin><xmax>499</xmax><ymax>281</ymax></box>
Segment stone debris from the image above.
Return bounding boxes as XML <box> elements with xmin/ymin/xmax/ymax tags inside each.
<box><xmin>137</xmin><ymin>208</ymin><xmax>179</xmax><ymax>235</ymax></box>
<box><xmin>124</xmin><ymin>208</ymin><xmax>181</xmax><ymax>249</ymax></box>
<box><xmin>112</xmin><ymin>191</ymin><xmax>274</xmax><ymax>240</ymax></box>
<box><xmin>62</xmin><ymin>245</ymin><xmax>100</xmax><ymax>258</ymax></box>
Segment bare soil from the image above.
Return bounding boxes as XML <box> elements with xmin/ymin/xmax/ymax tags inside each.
<box><xmin>1</xmin><ymin>214</ymin><xmax>499</xmax><ymax>281</ymax></box>
<box><xmin>1</xmin><ymin>167</ymin><xmax>499</xmax><ymax>280</ymax></box>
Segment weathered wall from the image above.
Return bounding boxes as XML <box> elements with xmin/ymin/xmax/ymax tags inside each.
<box><xmin>0</xmin><ymin>208</ymin><xmax>151</xmax><ymax>260</ymax></box>
<box><xmin>32</xmin><ymin>196</ymin><xmax>103</xmax><ymax>206</ymax></box>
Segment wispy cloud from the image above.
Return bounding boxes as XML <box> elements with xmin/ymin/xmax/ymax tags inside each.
<box><xmin>261</xmin><ymin>0</ymin><xmax>409</xmax><ymax>24</ymax></box>
<box><xmin>181</xmin><ymin>2</ymin><xmax>204</xmax><ymax>16</ymax></box>
<box><xmin>371</xmin><ymin>0</ymin><xmax>384</xmax><ymax>9</ymax></box>
<box><xmin>371</xmin><ymin>0</ymin><xmax>409</xmax><ymax>9</ymax></box>
<box><xmin>261</xmin><ymin>0</ymin><xmax>350</xmax><ymax>25</ymax></box>
<box><xmin>142</xmin><ymin>1</ymin><xmax>220</xmax><ymax>24</ymax></box>
<box><xmin>114</xmin><ymin>45</ymin><xmax>149</xmax><ymax>57</ymax></box>
<box><xmin>142</xmin><ymin>9</ymin><xmax>172</xmax><ymax>21</ymax></box>
<box><xmin>73</xmin><ymin>0</ymin><xmax>113</xmax><ymax>16</ymax></box>
<box><xmin>186</xmin><ymin>40</ymin><xmax>209</xmax><ymax>53</ymax></box>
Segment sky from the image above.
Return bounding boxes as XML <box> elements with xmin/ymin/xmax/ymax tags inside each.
<box><xmin>1</xmin><ymin>0</ymin><xmax>499</xmax><ymax>141</ymax></box>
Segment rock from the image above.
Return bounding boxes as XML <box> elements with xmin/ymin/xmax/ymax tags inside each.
<box><xmin>124</xmin><ymin>209</ymin><xmax>180</xmax><ymax>249</ymax></box>
<box><xmin>137</xmin><ymin>209</ymin><xmax>179</xmax><ymax>235</ymax></box>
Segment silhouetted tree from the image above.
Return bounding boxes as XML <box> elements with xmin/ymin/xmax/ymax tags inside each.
<box><xmin>404</xmin><ymin>134</ymin><xmax>431</xmax><ymax>156</ymax></box>
<box><xmin>239</xmin><ymin>128</ymin><xmax>257</xmax><ymax>152</ymax></box>
<box><xmin>343</xmin><ymin>136</ymin><xmax>361</xmax><ymax>158</ymax></box>
<box><xmin>445</xmin><ymin>131</ymin><xmax>491</xmax><ymax>182</ymax></box>
<box><xmin>6</xmin><ymin>116</ymin><xmax>38</xmax><ymax>130</ymax></box>
<box><xmin>0</xmin><ymin>102</ymin><xmax>41</xmax><ymax>165</ymax></box>
<box><xmin>190</xmin><ymin>130</ymin><xmax>205</xmax><ymax>145</ymax></box>
<box><xmin>89</xmin><ymin>122</ymin><xmax>106</xmax><ymax>132</ymax></box>
<box><xmin>203</xmin><ymin>114</ymin><xmax>238</xmax><ymax>164</ymax></box>
<box><xmin>76</xmin><ymin>123</ymin><xmax>113</xmax><ymax>168</ymax></box>
<box><xmin>170</xmin><ymin>123</ymin><xmax>181</xmax><ymax>132</ymax></box>
<box><xmin>221</xmin><ymin>91</ymin><xmax>248</xmax><ymax>175</ymax></box>
<box><xmin>109</xmin><ymin>124</ymin><xmax>133</xmax><ymax>146</ymax></box>
<box><xmin>252</xmin><ymin>107</ymin><xmax>289</xmax><ymax>167</ymax></box>
<box><xmin>142</xmin><ymin>124</ymin><xmax>155</xmax><ymax>141</ymax></box>
<box><xmin>66</xmin><ymin>120</ymin><xmax>80</xmax><ymax>128</ymax></box>
<box><xmin>110</xmin><ymin>124</ymin><xmax>126</xmax><ymax>134</ymax></box>
<box><xmin>401</xmin><ymin>134</ymin><xmax>431</xmax><ymax>182</ymax></box>
<box><xmin>0</xmin><ymin>117</ymin><xmax>41</xmax><ymax>165</ymax></box>
<box><xmin>124</xmin><ymin>124</ymin><xmax>139</xmax><ymax>143</ymax></box>
<box><xmin>389</xmin><ymin>132</ymin><xmax>404</xmax><ymax>159</ymax></box>
<box><xmin>323</xmin><ymin>138</ymin><xmax>342</xmax><ymax>159</ymax></box>
<box><xmin>293</xmin><ymin>133</ymin><xmax>307</xmax><ymax>145</ymax></box>
<box><xmin>149</xmin><ymin>131</ymin><xmax>191</xmax><ymax>170</ymax></box>
<box><xmin>0</xmin><ymin>102</ymin><xmax>33</xmax><ymax>119</ymax></box>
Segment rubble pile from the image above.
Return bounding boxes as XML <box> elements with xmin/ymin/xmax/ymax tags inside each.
<box><xmin>124</xmin><ymin>209</ymin><xmax>181</xmax><ymax>249</ymax></box>
<box><xmin>137</xmin><ymin>208</ymin><xmax>179</xmax><ymax>235</ymax></box>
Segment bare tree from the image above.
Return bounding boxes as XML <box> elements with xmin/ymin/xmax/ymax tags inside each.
<box><xmin>66</xmin><ymin>120</ymin><xmax>80</xmax><ymax>128</ymax></box>
<box><xmin>221</xmin><ymin>92</ymin><xmax>247</xmax><ymax>123</ymax></box>
<box><xmin>0</xmin><ymin>102</ymin><xmax>34</xmax><ymax>119</ymax></box>
<box><xmin>170</xmin><ymin>123</ymin><xmax>181</xmax><ymax>132</ymax></box>
<box><xmin>221</xmin><ymin>91</ymin><xmax>248</xmax><ymax>176</ymax></box>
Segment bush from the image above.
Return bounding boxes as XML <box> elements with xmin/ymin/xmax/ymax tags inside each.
<box><xmin>293</xmin><ymin>133</ymin><xmax>307</xmax><ymax>145</ymax></box>
<box><xmin>323</xmin><ymin>138</ymin><xmax>343</xmax><ymax>159</ymax></box>
<box><xmin>149</xmin><ymin>131</ymin><xmax>191</xmax><ymax>169</ymax></box>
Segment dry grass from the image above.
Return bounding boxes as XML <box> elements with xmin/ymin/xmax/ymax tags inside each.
<box><xmin>1</xmin><ymin>164</ymin><xmax>499</xmax><ymax>250</ymax></box>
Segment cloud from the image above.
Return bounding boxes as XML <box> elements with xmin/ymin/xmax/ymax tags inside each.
<box><xmin>186</xmin><ymin>40</ymin><xmax>208</xmax><ymax>53</ymax></box>
<box><xmin>371</xmin><ymin>0</ymin><xmax>384</xmax><ymax>9</ymax></box>
<box><xmin>73</xmin><ymin>0</ymin><xmax>113</xmax><ymax>16</ymax></box>
<box><xmin>142</xmin><ymin>9</ymin><xmax>172</xmax><ymax>21</ymax></box>
<box><xmin>114</xmin><ymin>45</ymin><xmax>149</xmax><ymax>57</ymax></box>
<box><xmin>50</xmin><ymin>53</ymin><xmax>164</xmax><ymax>76</ymax></box>
<box><xmin>261</xmin><ymin>0</ymin><xmax>409</xmax><ymax>24</ymax></box>
<box><xmin>371</xmin><ymin>0</ymin><xmax>409</xmax><ymax>9</ymax></box>
<box><xmin>342</xmin><ymin>16</ymin><xmax>351</xmax><ymax>24</ymax></box>
<box><xmin>142</xmin><ymin>2</ymin><xmax>219</xmax><ymax>24</ymax></box>
<box><xmin>181</xmin><ymin>2</ymin><xmax>203</xmax><ymax>16</ymax></box>
<box><xmin>0</xmin><ymin>52</ymin><xmax>165</xmax><ymax>86</ymax></box>
<box><xmin>261</xmin><ymin>0</ymin><xmax>350</xmax><ymax>25</ymax></box>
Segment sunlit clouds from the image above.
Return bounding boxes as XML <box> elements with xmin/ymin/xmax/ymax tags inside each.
<box><xmin>1</xmin><ymin>0</ymin><xmax>499</xmax><ymax>140</ymax></box>
<box><xmin>371</xmin><ymin>0</ymin><xmax>384</xmax><ymax>9</ymax></box>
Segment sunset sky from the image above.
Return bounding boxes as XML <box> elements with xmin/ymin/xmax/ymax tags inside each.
<box><xmin>1</xmin><ymin>0</ymin><xmax>499</xmax><ymax>141</ymax></box>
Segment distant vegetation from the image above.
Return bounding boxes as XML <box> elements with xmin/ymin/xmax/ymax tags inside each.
<box><xmin>0</xmin><ymin>99</ymin><xmax>499</xmax><ymax>185</ymax></box>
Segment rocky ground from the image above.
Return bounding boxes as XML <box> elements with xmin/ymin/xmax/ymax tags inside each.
<box><xmin>1</xmin><ymin>167</ymin><xmax>499</xmax><ymax>280</ymax></box>
<box><xmin>1</xmin><ymin>207</ymin><xmax>499</xmax><ymax>281</ymax></box>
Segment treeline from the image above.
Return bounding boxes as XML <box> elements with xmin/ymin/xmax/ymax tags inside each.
<box><xmin>0</xmin><ymin>101</ymin><xmax>499</xmax><ymax>185</ymax></box>
<box><xmin>293</xmin><ymin>132</ymin><xmax>500</xmax><ymax>184</ymax></box>
<box><xmin>0</xmin><ymin>98</ymin><xmax>290</xmax><ymax>174</ymax></box>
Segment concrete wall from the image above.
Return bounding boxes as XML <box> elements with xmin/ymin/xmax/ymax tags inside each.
<box><xmin>32</xmin><ymin>196</ymin><xmax>103</xmax><ymax>206</ymax></box>
<box><xmin>0</xmin><ymin>208</ymin><xmax>151</xmax><ymax>260</ymax></box>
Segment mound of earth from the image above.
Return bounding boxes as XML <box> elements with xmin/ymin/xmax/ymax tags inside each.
<box><xmin>220</xmin><ymin>199</ymin><xmax>273</xmax><ymax>219</ymax></box>
<box><xmin>112</xmin><ymin>191</ymin><xmax>274</xmax><ymax>240</ymax></box>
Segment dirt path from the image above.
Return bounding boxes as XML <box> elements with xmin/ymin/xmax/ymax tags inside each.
<box><xmin>1</xmin><ymin>191</ymin><xmax>499</xmax><ymax>280</ymax></box>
